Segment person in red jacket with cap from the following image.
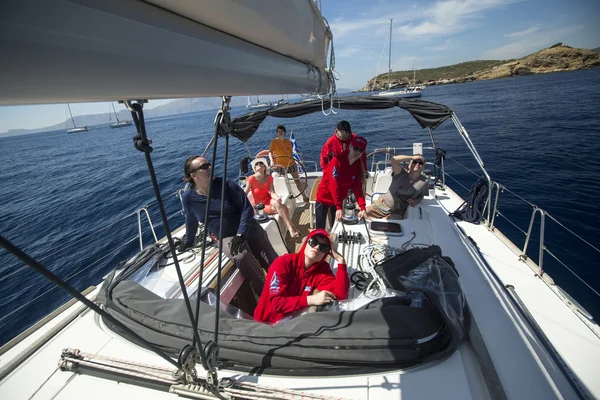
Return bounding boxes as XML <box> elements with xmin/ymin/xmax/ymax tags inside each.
<box><xmin>320</xmin><ymin>120</ymin><xmax>368</xmax><ymax>171</ymax></box>
<box><xmin>254</xmin><ymin>229</ymin><xmax>348</xmax><ymax>324</ymax></box>
<box><xmin>315</xmin><ymin>136</ymin><xmax>368</xmax><ymax>230</ymax></box>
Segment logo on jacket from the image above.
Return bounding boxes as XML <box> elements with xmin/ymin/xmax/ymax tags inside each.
<box><xmin>332</xmin><ymin>166</ymin><xmax>338</xmax><ymax>178</ymax></box>
<box><xmin>270</xmin><ymin>272</ymin><xmax>280</xmax><ymax>294</ymax></box>
<box><xmin>304</xmin><ymin>286</ymin><xmax>312</xmax><ymax>292</ymax></box>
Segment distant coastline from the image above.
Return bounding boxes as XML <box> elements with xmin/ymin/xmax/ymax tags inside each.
<box><xmin>361</xmin><ymin>43</ymin><xmax>600</xmax><ymax>92</ymax></box>
<box><xmin>1</xmin><ymin>92</ymin><xmax>356</xmax><ymax>137</ymax></box>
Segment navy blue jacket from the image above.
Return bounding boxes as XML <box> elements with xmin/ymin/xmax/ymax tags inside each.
<box><xmin>182</xmin><ymin>178</ymin><xmax>254</xmax><ymax>244</ymax></box>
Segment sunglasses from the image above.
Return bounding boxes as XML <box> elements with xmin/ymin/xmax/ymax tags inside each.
<box><xmin>352</xmin><ymin>146</ymin><xmax>365</xmax><ymax>153</ymax></box>
<box><xmin>412</xmin><ymin>160</ymin><xmax>424</xmax><ymax>166</ymax></box>
<box><xmin>192</xmin><ymin>163</ymin><xmax>211</xmax><ymax>173</ymax></box>
<box><xmin>307</xmin><ymin>237</ymin><xmax>330</xmax><ymax>253</ymax></box>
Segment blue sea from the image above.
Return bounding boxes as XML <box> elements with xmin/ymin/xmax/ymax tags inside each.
<box><xmin>1</xmin><ymin>69</ymin><xmax>599</xmax><ymax>345</ymax></box>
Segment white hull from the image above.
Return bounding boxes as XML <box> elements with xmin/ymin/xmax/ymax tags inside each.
<box><xmin>376</xmin><ymin>90</ymin><xmax>422</xmax><ymax>98</ymax></box>
<box><xmin>245</xmin><ymin>103</ymin><xmax>273</xmax><ymax>110</ymax></box>
<box><xmin>1</xmin><ymin>170</ymin><xmax>598</xmax><ymax>399</ymax></box>
<box><xmin>109</xmin><ymin>120</ymin><xmax>132</xmax><ymax>129</ymax></box>
<box><xmin>66</xmin><ymin>126</ymin><xmax>88</xmax><ymax>134</ymax></box>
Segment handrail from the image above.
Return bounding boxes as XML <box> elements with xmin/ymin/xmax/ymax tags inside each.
<box><xmin>136</xmin><ymin>207</ymin><xmax>158</xmax><ymax>251</ymax></box>
<box><xmin>521</xmin><ymin>206</ymin><xmax>546</xmax><ymax>275</ymax></box>
<box><xmin>442</xmin><ymin>160</ymin><xmax>600</xmax><ymax>306</ymax></box>
<box><xmin>489</xmin><ymin>181</ymin><xmax>503</xmax><ymax>230</ymax></box>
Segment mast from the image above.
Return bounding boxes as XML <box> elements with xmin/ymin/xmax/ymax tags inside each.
<box><xmin>387</xmin><ymin>19</ymin><xmax>393</xmax><ymax>90</ymax></box>
<box><xmin>67</xmin><ymin>104</ymin><xmax>77</xmax><ymax>128</ymax></box>
<box><xmin>111</xmin><ymin>102</ymin><xmax>121</xmax><ymax>122</ymax></box>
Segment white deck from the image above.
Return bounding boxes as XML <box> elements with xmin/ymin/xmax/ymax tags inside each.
<box><xmin>1</xmin><ymin>180</ymin><xmax>599</xmax><ymax>400</ymax></box>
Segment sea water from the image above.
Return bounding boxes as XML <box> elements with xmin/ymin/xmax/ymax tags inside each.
<box><xmin>1</xmin><ymin>69</ymin><xmax>599</xmax><ymax>345</ymax></box>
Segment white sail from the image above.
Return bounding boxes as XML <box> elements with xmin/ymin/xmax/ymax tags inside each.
<box><xmin>0</xmin><ymin>0</ymin><xmax>332</xmax><ymax>105</ymax></box>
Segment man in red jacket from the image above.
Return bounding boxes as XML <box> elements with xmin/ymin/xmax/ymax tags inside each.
<box><xmin>254</xmin><ymin>229</ymin><xmax>348</xmax><ymax>324</ymax></box>
<box><xmin>319</xmin><ymin>120</ymin><xmax>368</xmax><ymax>170</ymax></box>
<box><xmin>315</xmin><ymin>136</ymin><xmax>368</xmax><ymax>229</ymax></box>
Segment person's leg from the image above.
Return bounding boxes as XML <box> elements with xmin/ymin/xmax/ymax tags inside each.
<box><xmin>290</xmin><ymin>169</ymin><xmax>309</xmax><ymax>202</ymax></box>
<box><xmin>245</xmin><ymin>220</ymin><xmax>279</xmax><ymax>271</ymax></box>
<box><xmin>271</xmin><ymin>199</ymin><xmax>298</xmax><ymax>236</ymax></box>
<box><xmin>327</xmin><ymin>205</ymin><xmax>336</xmax><ymax>228</ymax></box>
<box><xmin>222</xmin><ymin>235</ymin><xmax>266</xmax><ymax>296</ymax></box>
<box><xmin>315</xmin><ymin>201</ymin><xmax>329</xmax><ymax>230</ymax></box>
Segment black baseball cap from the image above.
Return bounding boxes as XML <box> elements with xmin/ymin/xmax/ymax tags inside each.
<box><xmin>336</xmin><ymin>120</ymin><xmax>352</xmax><ymax>133</ymax></box>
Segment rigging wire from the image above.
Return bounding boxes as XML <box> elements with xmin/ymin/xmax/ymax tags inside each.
<box><xmin>0</xmin><ymin>235</ymin><xmax>182</xmax><ymax>371</ymax></box>
<box><xmin>190</xmin><ymin>101</ymin><xmax>223</xmax><ymax>373</ymax></box>
<box><xmin>0</xmin><ymin>236</ymin><xmax>138</xmax><ymax>325</ymax></box>
<box><xmin>214</xmin><ymin>102</ymin><xmax>231</xmax><ymax>352</ymax></box>
<box><xmin>125</xmin><ymin>99</ymin><xmax>207</xmax><ymax>370</ymax></box>
<box><xmin>371</xmin><ymin>28</ymin><xmax>390</xmax><ymax>93</ymax></box>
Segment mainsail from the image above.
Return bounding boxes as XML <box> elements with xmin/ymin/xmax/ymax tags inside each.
<box><xmin>0</xmin><ymin>0</ymin><xmax>334</xmax><ymax>105</ymax></box>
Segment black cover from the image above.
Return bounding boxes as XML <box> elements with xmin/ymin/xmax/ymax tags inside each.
<box><xmin>230</xmin><ymin>96</ymin><xmax>454</xmax><ymax>143</ymax></box>
<box><xmin>98</xmin><ymin>282</ymin><xmax>458</xmax><ymax>375</ymax></box>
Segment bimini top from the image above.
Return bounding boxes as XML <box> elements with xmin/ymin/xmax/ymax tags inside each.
<box><xmin>230</xmin><ymin>96</ymin><xmax>454</xmax><ymax>143</ymax></box>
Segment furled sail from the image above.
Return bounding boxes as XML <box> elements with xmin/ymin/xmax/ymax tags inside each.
<box><xmin>0</xmin><ymin>0</ymin><xmax>333</xmax><ymax>105</ymax></box>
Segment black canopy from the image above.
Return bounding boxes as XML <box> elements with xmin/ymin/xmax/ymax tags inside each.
<box><xmin>230</xmin><ymin>96</ymin><xmax>454</xmax><ymax>143</ymax></box>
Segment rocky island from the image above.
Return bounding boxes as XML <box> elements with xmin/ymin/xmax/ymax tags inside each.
<box><xmin>360</xmin><ymin>43</ymin><xmax>600</xmax><ymax>91</ymax></box>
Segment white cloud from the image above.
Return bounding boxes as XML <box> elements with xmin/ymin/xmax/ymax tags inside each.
<box><xmin>424</xmin><ymin>39</ymin><xmax>452</xmax><ymax>51</ymax></box>
<box><xmin>505</xmin><ymin>25</ymin><xmax>541</xmax><ymax>38</ymax></box>
<box><xmin>395</xmin><ymin>0</ymin><xmax>521</xmax><ymax>40</ymax></box>
<box><xmin>336</xmin><ymin>46</ymin><xmax>363</xmax><ymax>58</ymax></box>
<box><xmin>486</xmin><ymin>25</ymin><xmax>584</xmax><ymax>59</ymax></box>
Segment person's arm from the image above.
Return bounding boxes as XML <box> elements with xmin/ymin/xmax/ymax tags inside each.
<box><xmin>182</xmin><ymin>192</ymin><xmax>199</xmax><ymax>246</ymax></box>
<box><xmin>391</xmin><ymin>155</ymin><xmax>415</xmax><ymax>175</ymax></box>
<box><xmin>329</xmin><ymin>158</ymin><xmax>345</xmax><ymax>211</ymax></box>
<box><xmin>314</xmin><ymin>249</ymin><xmax>349</xmax><ymax>301</ymax></box>
<box><xmin>244</xmin><ymin>177</ymin><xmax>252</xmax><ymax>196</ymax></box>
<box><xmin>268</xmin><ymin>140</ymin><xmax>276</xmax><ymax>167</ymax></box>
<box><xmin>408</xmin><ymin>179</ymin><xmax>428</xmax><ymax>206</ymax></box>
<box><xmin>226</xmin><ymin>180</ymin><xmax>254</xmax><ymax>237</ymax></box>
<box><xmin>319</xmin><ymin>139</ymin><xmax>331</xmax><ymax>170</ymax></box>
<box><xmin>351</xmin><ymin>169</ymin><xmax>367</xmax><ymax>212</ymax></box>
<box><xmin>267</xmin><ymin>257</ymin><xmax>310</xmax><ymax>314</ymax></box>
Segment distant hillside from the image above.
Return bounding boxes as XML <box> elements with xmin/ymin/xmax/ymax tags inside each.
<box><xmin>361</xmin><ymin>44</ymin><xmax>600</xmax><ymax>91</ymax></box>
<box><xmin>593</xmin><ymin>47</ymin><xmax>600</xmax><ymax>54</ymax></box>
<box><xmin>2</xmin><ymin>90</ymin><xmax>353</xmax><ymax>136</ymax></box>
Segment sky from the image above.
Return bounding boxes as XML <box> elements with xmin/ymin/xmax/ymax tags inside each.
<box><xmin>1</xmin><ymin>0</ymin><xmax>599</xmax><ymax>133</ymax></box>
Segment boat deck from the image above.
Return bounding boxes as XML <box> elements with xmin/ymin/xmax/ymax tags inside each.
<box><xmin>1</xmin><ymin>177</ymin><xmax>599</xmax><ymax>400</ymax></box>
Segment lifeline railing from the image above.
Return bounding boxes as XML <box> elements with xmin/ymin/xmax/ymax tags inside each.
<box><xmin>443</xmin><ymin>154</ymin><xmax>600</xmax><ymax>317</ymax></box>
<box><xmin>0</xmin><ymin>188</ymin><xmax>188</xmax><ymax>330</ymax></box>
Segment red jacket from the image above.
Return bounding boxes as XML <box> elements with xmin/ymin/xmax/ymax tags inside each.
<box><xmin>316</xmin><ymin>155</ymin><xmax>367</xmax><ymax>211</ymax></box>
<box><xmin>253</xmin><ymin>230</ymin><xmax>349</xmax><ymax>324</ymax></box>
<box><xmin>320</xmin><ymin>132</ymin><xmax>368</xmax><ymax>170</ymax></box>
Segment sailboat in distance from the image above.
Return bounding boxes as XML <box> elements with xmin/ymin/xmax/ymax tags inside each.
<box><xmin>376</xmin><ymin>19</ymin><xmax>423</xmax><ymax>98</ymax></box>
<box><xmin>66</xmin><ymin>104</ymin><xmax>88</xmax><ymax>134</ymax></box>
<box><xmin>245</xmin><ymin>95</ymin><xmax>272</xmax><ymax>110</ymax></box>
<box><xmin>108</xmin><ymin>102</ymin><xmax>132</xmax><ymax>129</ymax></box>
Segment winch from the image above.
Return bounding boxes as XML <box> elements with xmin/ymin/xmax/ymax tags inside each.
<box><xmin>253</xmin><ymin>203</ymin><xmax>268</xmax><ymax>222</ymax></box>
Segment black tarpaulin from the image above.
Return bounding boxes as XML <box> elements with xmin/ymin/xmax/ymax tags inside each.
<box><xmin>99</xmin><ymin>280</ymin><xmax>460</xmax><ymax>375</ymax></box>
<box><xmin>230</xmin><ymin>96</ymin><xmax>454</xmax><ymax>143</ymax></box>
